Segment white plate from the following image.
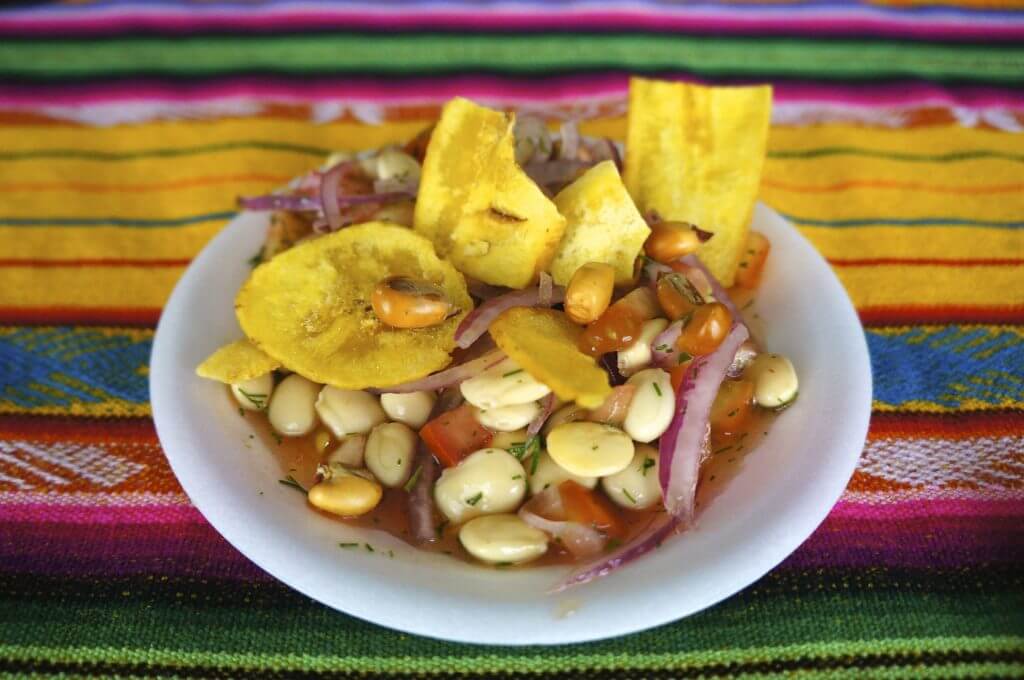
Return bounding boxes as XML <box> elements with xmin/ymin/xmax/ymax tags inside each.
<box><xmin>151</xmin><ymin>203</ymin><xmax>871</xmax><ymax>645</ymax></box>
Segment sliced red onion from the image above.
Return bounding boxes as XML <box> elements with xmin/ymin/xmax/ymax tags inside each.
<box><xmin>519</xmin><ymin>487</ymin><xmax>607</xmax><ymax>559</ymax></box>
<box><xmin>467</xmin><ymin>279</ymin><xmax>508</xmax><ymax>301</ymax></box>
<box><xmin>523</xmin><ymin>159</ymin><xmax>594</xmax><ymax>188</ymax></box>
<box><xmin>607</xmin><ymin>138</ymin><xmax>623</xmax><ymax>171</ymax></box>
<box><xmin>599</xmin><ymin>352</ymin><xmax>627</xmax><ymax>386</ymax></box>
<box><xmin>538</xmin><ymin>272</ymin><xmax>554</xmax><ymax>306</ymax></box>
<box><xmin>651</xmin><ymin>320</ymin><xmax>684</xmax><ymax>369</ymax></box>
<box><xmin>527</xmin><ymin>393</ymin><xmax>557</xmax><ymax>437</ymax></box>
<box><xmin>368</xmin><ymin>350</ymin><xmax>505</xmax><ymax>394</ymax></box>
<box><xmin>678</xmin><ymin>255</ymin><xmax>743</xmax><ymax>323</ymax></box>
<box><xmin>587</xmin><ymin>384</ymin><xmax>636</xmax><ymax>426</ymax></box>
<box><xmin>558</xmin><ymin>120</ymin><xmax>581</xmax><ymax>161</ymax></box>
<box><xmin>555</xmin><ymin>514</ymin><xmax>680</xmax><ymax>592</ymax></box>
<box><xmin>320</xmin><ymin>161</ymin><xmax>348</xmax><ymax>231</ymax></box>
<box><xmin>727</xmin><ymin>340</ymin><xmax>759</xmax><ymax>378</ymax></box>
<box><xmin>454</xmin><ymin>283</ymin><xmax>565</xmax><ymax>350</ymax></box>
<box><xmin>408</xmin><ymin>448</ymin><xmax>440</xmax><ymax>544</ymax></box>
<box><xmin>237</xmin><ymin>194</ymin><xmax>323</xmax><ymax>212</ymax></box>
<box><xmin>658</xmin><ymin>324</ymin><xmax>750</xmax><ymax>523</ymax></box>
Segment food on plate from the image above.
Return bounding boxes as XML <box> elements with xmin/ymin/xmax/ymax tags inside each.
<box><xmin>625</xmin><ymin>77</ymin><xmax>772</xmax><ymax>286</ymax></box>
<box><xmin>196</xmin><ymin>77</ymin><xmax>795</xmax><ymax>589</ymax></box>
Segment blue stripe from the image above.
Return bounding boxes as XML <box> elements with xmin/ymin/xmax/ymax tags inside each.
<box><xmin>868</xmin><ymin>325</ymin><xmax>1024</xmax><ymax>410</ymax></box>
<box><xmin>781</xmin><ymin>213</ymin><xmax>1024</xmax><ymax>229</ymax></box>
<box><xmin>0</xmin><ymin>212</ymin><xmax>236</xmax><ymax>228</ymax></box>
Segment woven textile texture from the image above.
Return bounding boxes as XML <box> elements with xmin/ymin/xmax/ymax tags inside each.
<box><xmin>0</xmin><ymin>0</ymin><xmax>1022</xmax><ymax>677</ymax></box>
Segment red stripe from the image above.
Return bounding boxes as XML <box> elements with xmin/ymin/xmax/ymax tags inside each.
<box><xmin>859</xmin><ymin>305</ymin><xmax>1024</xmax><ymax>326</ymax></box>
<box><xmin>0</xmin><ymin>414</ymin><xmax>156</xmax><ymax>442</ymax></box>
<box><xmin>869</xmin><ymin>410</ymin><xmax>1024</xmax><ymax>440</ymax></box>
<box><xmin>0</xmin><ymin>306</ymin><xmax>160</xmax><ymax>327</ymax></box>
<box><xmin>0</xmin><ymin>258</ymin><xmax>190</xmax><ymax>268</ymax></box>
<box><xmin>830</xmin><ymin>257</ymin><xmax>1024</xmax><ymax>267</ymax></box>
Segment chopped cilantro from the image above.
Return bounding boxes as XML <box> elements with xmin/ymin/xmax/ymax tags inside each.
<box><xmin>641</xmin><ymin>457</ymin><xmax>655</xmax><ymax>476</ymax></box>
<box><xmin>622</xmin><ymin>488</ymin><xmax>637</xmax><ymax>504</ymax></box>
<box><xmin>502</xmin><ymin>369</ymin><xmax>524</xmax><ymax>378</ymax></box>
<box><xmin>403</xmin><ymin>464</ymin><xmax>423</xmax><ymax>493</ymax></box>
<box><xmin>652</xmin><ymin>382</ymin><xmax>663</xmax><ymax>397</ymax></box>
<box><xmin>435</xmin><ymin>520</ymin><xmax>449</xmax><ymax>537</ymax></box>
<box><xmin>237</xmin><ymin>387</ymin><xmax>267</xmax><ymax>410</ymax></box>
<box><xmin>713</xmin><ymin>445</ymin><xmax>733</xmax><ymax>455</ymax></box>
<box><xmin>677</xmin><ymin>352</ymin><xmax>692</xmax><ymax>364</ymax></box>
<box><xmin>338</xmin><ymin>542</ymin><xmax>358</xmax><ymax>549</ymax></box>
<box><xmin>364</xmin><ymin>543</ymin><xmax>374</xmax><ymax>553</ymax></box>
<box><xmin>605</xmin><ymin>538</ymin><xmax>623</xmax><ymax>552</ymax></box>
<box><xmin>278</xmin><ymin>475</ymin><xmax>306</xmax><ymax>494</ymax></box>
<box><xmin>511</xmin><ymin>474</ymin><xmax>523</xmax><ymax>480</ymax></box>
<box><xmin>247</xmin><ymin>251</ymin><xmax>263</xmax><ymax>268</ymax></box>
<box><xmin>238</xmin><ymin>406</ymin><xmax>245</xmax><ymax>417</ymax></box>
<box><xmin>465</xmin><ymin>492</ymin><xmax>484</xmax><ymax>506</ymax></box>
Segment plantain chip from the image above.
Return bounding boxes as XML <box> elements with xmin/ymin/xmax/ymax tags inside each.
<box><xmin>624</xmin><ymin>77</ymin><xmax>772</xmax><ymax>287</ymax></box>
<box><xmin>414</xmin><ymin>97</ymin><xmax>566</xmax><ymax>289</ymax></box>
<box><xmin>489</xmin><ymin>307</ymin><xmax>611</xmax><ymax>409</ymax></box>
<box><xmin>196</xmin><ymin>338</ymin><xmax>281</xmax><ymax>384</ymax></box>
<box><xmin>235</xmin><ymin>223</ymin><xmax>472</xmax><ymax>389</ymax></box>
<box><xmin>550</xmin><ymin>160</ymin><xmax>651</xmax><ymax>286</ymax></box>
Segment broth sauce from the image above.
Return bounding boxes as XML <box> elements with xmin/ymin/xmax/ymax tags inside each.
<box><xmin>239</xmin><ymin>384</ymin><xmax>777</xmax><ymax>568</ymax></box>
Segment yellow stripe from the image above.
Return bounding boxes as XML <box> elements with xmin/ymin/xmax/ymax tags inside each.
<box><xmin>0</xmin><ymin>266</ymin><xmax>184</xmax><ymax>309</ymax></box>
<box><xmin>767</xmin><ymin>124</ymin><xmax>1024</xmax><ymax>154</ymax></box>
<box><xmin>799</xmin><ymin>226</ymin><xmax>1023</xmax><ymax>261</ymax></box>
<box><xmin>836</xmin><ymin>264</ymin><xmax>1024</xmax><ymax>309</ymax></box>
<box><xmin>0</xmin><ymin>225</ymin><xmax>225</xmax><ymax>260</ymax></box>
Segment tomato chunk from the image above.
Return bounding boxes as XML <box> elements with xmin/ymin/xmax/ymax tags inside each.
<box><xmin>419</xmin><ymin>403</ymin><xmax>493</xmax><ymax>468</ymax></box>
<box><xmin>558</xmin><ymin>480</ymin><xmax>626</xmax><ymax>539</ymax></box>
<box><xmin>709</xmin><ymin>379</ymin><xmax>755</xmax><ymax>439</ymax></box>
<box><xmin>735</xmin><ymin>231</ymin><xmax>770</xmax><ymax>289</ymax></box>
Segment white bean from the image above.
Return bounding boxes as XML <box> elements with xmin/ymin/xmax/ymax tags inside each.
<box><xmin>267</xmin><ymin>374</ymin><xmax>320</xmax><ymax>437</ymax></box>
<box><xmin>231</xmin><ymin>373</ymin><xmax>274</xmax><ymax>411</ymax></box>
<box><xmin>601</xmin><ymin>444</ymin><xmax>662</xmax><ymax>510</ymax></box>
<box><xmin>490</xmin><ymin>428</ymin><xmax>528</xmax><ymax>451</ymax></box>
<box><xmin>325</xmin><ymin>434</ymin><xmax>367</xmax><ymax>468</ymax></box>
<box><xmin>474</xmin><ymin>402</ymin><xmax>541</xmax><ymax>432</ymax></box>
<box><xmin>458</xmin><ymin>514</ymin><xmax>548</xmax><ymax>565</ymax></box>
<box><xmin>308</xmin><ymin>471</ymin><xmax>382</xmax><ymax>517</ymax></box>
<box><xmin>434</xmin><ymin>448</ymin><xmax>527</xmax><ymax>524</ymax></box>
<box><xmin>315</xmin><ymin>386</ymin><xmax>387</xmax><ymax>438</ymax></box>
<box><xmin>380</xmin><ymin>391</ymin><xmax>436</xmax><ymax>429</ymax></box>
<box><xmin>364</xmin><ymin>422</ymin><xmax>416</xmax><ymax>488</ymax></box>
<box><xmin>617</xmin><ymin>318</ymin><xmax>669</xmax><ymax>377</ymax></box>
<box><xmin>546</xmin><ymin>421</ymin><xmax>634</xmax><ymax>477</ymax></box>
<box><xmin>622</xmin><ymin>368</ymin><xmax>675</xmax><ymax>443</ymax></box>
<box><xmin>749</xmin><ymin>353</ymin><xmax>799</xmax><ymax>409</ymax></box>
<box><xmin>528</xmin><ymin>450</ymin><xmax>597</xmax><ymax>496</ymax></box>
<box><xmin>460</xmin><ymin>358</ymin><xmax>551</xmax><ymax>410</ymax></box>
<box><xmin>374</xmin><ymin>148</ymin><xmax>421</xmax><ymax>184</ymax></box>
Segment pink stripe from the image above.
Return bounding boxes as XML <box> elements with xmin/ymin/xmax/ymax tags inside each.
<box><xmin>831</xmin><ymin>498</ymin><xmax>1024</xmax><ymax>520</ymax></box>
<box><xmin>0</xmin><ymin>501</ymin><xmax>201</xmax><ymax>525</ymax></box>
<box><xmin>2</xmin><ymin>76</ymin><xmax>1024</xmax><ymax>110</ymax></box>
<box><xmin>0</xmin><ymin>8</ymin><xmax>1021</xmax><ymax>40</ymax></box>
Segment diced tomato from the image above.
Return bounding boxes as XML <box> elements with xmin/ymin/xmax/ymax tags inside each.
<box><xmin>419</xmin><ymin>403</ymin><xmax>493</xmax><ymax>468</ymax></box>
<box><xmin>735</xmin><ymin>231</ymin><xmax>771</xmax><ymax>289</ymax></box>
<box><xmin>558</xmin><ymin>480</ymin><xmax>626</xmax><ymax>540</ymax></box>
<box><xmin>669</xmin><ymin>360</ymin><xmax>692</xmax><ymax>394</ymax></box>
<box><xmin>709</xmin><ymin>379</ymin><xmax>755</xmax><ymax>439</ymax></box>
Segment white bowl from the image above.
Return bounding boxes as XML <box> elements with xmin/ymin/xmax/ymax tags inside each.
<box><xmin>151</xmin><ymin>203</ymin><xmax>871</xmax><ymax>645</ymax></box>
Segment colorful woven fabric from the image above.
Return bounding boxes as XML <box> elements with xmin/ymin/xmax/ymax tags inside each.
<box><xmin>1</xmin><ymin>1</ymin><xmax>1023</xmax><ymax>677</ymax></box>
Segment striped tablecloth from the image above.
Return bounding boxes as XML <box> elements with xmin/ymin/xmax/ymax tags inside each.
<box><xmin>1</xmin><ymin>1</ymin><xmax>1022</xmax><ymax>677</ymax></box>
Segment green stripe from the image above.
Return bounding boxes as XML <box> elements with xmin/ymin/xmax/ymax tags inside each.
<box><xmin>0</xmin><ymin>140</ymin><xmax>330</xmax><ymax>162</ymax></box>
<box><xmin>768</xmin><ymin>147</ymin><xmax>1024</xmax><ymax>163</ymax></box>
<box><xmin>0</xmin><ymin>637</ymin><xmax>1020</xmax><ymax>675</ymax></box>
<box><xmin>0</xmin><ymin>212</ymin><xmax>236</xmax><ymax>228</ymax></box>
<box><xmin>0</xmin><ymin>35</ymin><xmax>1021</xmax><ymax>82</ymax></box>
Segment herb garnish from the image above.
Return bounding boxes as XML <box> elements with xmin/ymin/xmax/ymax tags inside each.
<box><xmin>622</xmin><ymin>488</ymin><xmax>638</xmax><ymax>504</ymax></box>
<box><xmin>652</xmin><ymin>382</ymin><xmax>663</xmax><ymax>397</ymax></box>
<box><xmin>677</xmin><ymin>352</ymin><xmax>693</xmax><ymax>364</ymax></box>
<box><xmin>713</xmin><ymin>445</ymin><xmax>733</xmax><ymax>455</ymax></box>
<box><xmin>435</xmin><ymin>520</ymin><xmax>449</xmax><ymax>537</ymax></box>
<box><xmin>502</xmin><ymin>369</ymin><xmax>524</xmax><ymax>378</ymax></box>
<box><xmin>237</xmin><ymin>388</ymin><xmax>268</xmax><ymax>410</ymax></box>
<box><xmin>655</xmin><ymin>344</ymin><xmax>669</xmax><ymax>351</ymax></box>
<box><xmin>338</xmin><ymin>542</ymin><xmax>358</xmax><ymax>549</ymax></box>
<box><xmin>364</xmin><ymin>543</ymin><xmax>374</xmax><ymax>553</ymax></box>
<box><xmin>641</xmin><ymin>457</ymin><xmax>655</xmax><ymax>476</ymax></box>
<box><xmin>238</xmin><ymin>406</ymin><xmax>245</xmax><ymax>417</ymax></box>
<box><xmin>605</xmin><ymin>538</ymin><xmax>623</xmax><ymax>552</ymax></box>
<box><xmin>511</xmin><ymin>474</ymin><xmax>523</xmax><ymax>480</ymax></box>
<box><xmin>494</xmin><ymin>561</ymin><xmax>513</xmax><ymax>568</ymax></box>
<box><xmin>247</xmin><ymin>251</ymin><xmax>263</xmax><ymax>268</ymax></box>
<box><xmin>465</xmin><ymin>492</ymin><xmax>484</xmax><ymax>506</ymax></box>
<box><xmin>403</xmin><ymin>464</ymin><xmax>423</xmax><ymax>493</ymax></box>
<box><xmin>529</xmin><ymin>439</ymin><xmax>541</xmax><ymax>476</ymax></box>
<box><xmin>271</xmin><ymin>431</ymin><xmax>283</xmax><ymax>446</ymax></box>
<box><xmin>278</xmin><ymin>475</ymin><xmax>306</xmax><ymax>494</ymax></box>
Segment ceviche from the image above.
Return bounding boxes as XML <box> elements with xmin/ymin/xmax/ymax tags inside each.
<box><xmin>196</xmin><ymin>77</ymin><xmax>797</xmax><ymax>589</ymax></box>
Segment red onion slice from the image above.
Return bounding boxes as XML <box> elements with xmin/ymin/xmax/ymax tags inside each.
<box><xmin>368</xmin><ymin>350</ymin><xmax>505</xmax><ymax>394</ymax></box>
<box><xmin>519</xmin><ymin>487</ymin><xmax>607</xmax><ymax>559</ymax></box>
<box><xmin>408</xmin><ymin>448</ymin><xmax>440</xmax><ymax>544</ymax></box>
<box><xmin>558</xmin><ymin>120</ymin><xmax>581</xmax><ymax>161</ymax></box>
<box><xmin>586</xmin><ymin>384</ymin><xmax>636</xmax><ymax>426</ymax></box>
<box><xmin>320</xmin><ymin>161</ymin><xmax>349</xmax><ymax>231</ymax></box>
<box><xmin>454</xmin><ymin>283</ymin><xmax>566</xmax><ymax>350</ymax></box>
<box><xmin>555</xmin><ymin>514</ymin><xmax>680</xmax><ymax>592</ymax></box>
<box><xmin>658</xmin><ymin>324</ymin><xmax>750</xmax><ymax>523</ymax></box>
<box><xmin>237</xmin><ymin>194</ymin><xmax>322</xmax><ymax>212</ymax></box>
<box><xmin>727</xmin><ymin>340</ymin><xmax>759</xmax><ymax>378</ymax></box>
<box><xmin>527</xmin><ymin>393</ymin><xmax>557</xmax><ymax>438</ymax></box>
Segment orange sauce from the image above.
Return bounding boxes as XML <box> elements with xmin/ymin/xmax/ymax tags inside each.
<box><xmin>237</xmin><ymin>384</ymin><xmax>776</xmax><ymax>568</ymax></box>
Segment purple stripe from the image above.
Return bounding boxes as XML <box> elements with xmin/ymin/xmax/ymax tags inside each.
<box><xmin>0</xmin><ymin>502</ymin><xmax>201</xmax><ymax>525</ymax></box>
<box><xmin>0</xmin><ymin>7</ymin><xmax>1021</xmax><ymax>40</ymax></box>
<box><xmin>1</xmin><ymin>76</ymin><xmax>1024</xmax><ymax>110</ymax></box>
